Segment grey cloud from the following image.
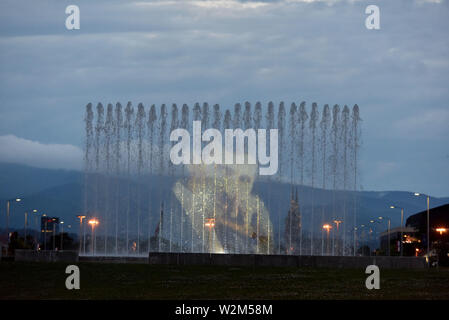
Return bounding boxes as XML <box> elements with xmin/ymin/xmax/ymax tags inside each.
<box><xmin>0</xmin><ymin>0</ymin><xmax>448</xmax><ymax>195</ymax></box>
<box><xmin>0</xmin><ymin>135</ymin><xmax>83</xmax><ymax>170</ymax></box>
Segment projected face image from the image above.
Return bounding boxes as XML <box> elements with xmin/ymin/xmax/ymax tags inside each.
<box><xmin>173</xmin><ymin>152</ymin><xmax>273</xmax><ymax>254</ymax></box>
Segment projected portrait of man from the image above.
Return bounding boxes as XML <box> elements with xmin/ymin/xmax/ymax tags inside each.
<box><xmin>173</xmin><ymin>151</ymin><xmax>273</xmax><ymax>254</ymax></box>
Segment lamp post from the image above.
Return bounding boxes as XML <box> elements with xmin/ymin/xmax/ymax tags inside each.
<box><xmin>377</xmin><ymin>216</ymin><xmax>391</xmax><ymax>256</ymax></box>
<box><xmin>88</xmin><ymin>218</ymin><xmax>99</xmax><ymax>255</ymax></box>
<box><xmin>24</xmin><ymin>209</ymin><xmax>37</xmax><ymax>245</ymax></box>
<box><xmin>356</xmin><ymin>224</ymin><xmax>370</xmax><ymax>255</ymax></box>
<box><xmin>33</xmin><ymin>210</ymin><xmax>40</xmax><ymax>250</ymax></box>
<box><xmin>369</xmin><ymin>220</ymin><xmax>377</xmax><ymax>254</ymax></box>
<box><xmin>333</xmin><ymin>219</ymin><xmax>342</xmax><ymax>256</ymax></box>
<box><xmin>414</xmin><ymin>193</ymin><xmax>430</xmax><ymax>256</ymax></box>
<box><xmin>5</xmin><ymin>198</ymin><xmax>22</xmax><ymax>242</ymax></box>
<box><xmin>24</xmin><ymin>211</ymin><xmax>27</xmax><ymax>241</ymax></box>
<box><xmin>390</xmin><ymin>205</ymin><xmax>404</xmax><ymax>256</ymax></box>
<box><xmin>33</xmin><ymin>209</ymin><xmax>42</xmax><ymax>250</ymax></box>
<box><xmin>76</xmin><ymin>215</ymin><xmax>86</xmax><ymax>255</ymax></box>
<box><xmin>43</xmin><ymin>214</ymin><xmax>47</xmax><ymax>250</ymax></box>
<box><xmin>369</xmin><ymin>218</ymin><xmax>388</xmax><ymax>255</ymax></box>
<box><xmin>205</xmin><ymin>218</ymin><xmax>215</xmax><ymax>253</ymax></box>
<box><xmin>362</xmin><ymin>224</ymin><xmax>368</xmax><ymax>254</ymax></box>
<box><xmin>60</xmin><ymin>221</ymin><xmax>64</xmax><ymax>250</ymax></box>
<box><xmin>322</xmin><ymin>224</ymin><xmax>332</xmax><ymax>256</ymax></box>
<box><xmin>52</xmin><ymin>220</ymin><xmax>56</xmax><ymax>250</ymax></box>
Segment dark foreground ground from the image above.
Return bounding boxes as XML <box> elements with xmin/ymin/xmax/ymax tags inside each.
<box><xmin>1</xmin><ymin>262</ymin><xmax>448</xmax><ymax>299</ymax></box>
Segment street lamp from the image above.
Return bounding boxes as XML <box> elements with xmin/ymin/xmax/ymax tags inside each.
<box><xmin>436</xmin><ymin>227</ymin><xmax>447</xmax><ymax>235</ymax></box>
<box><xmin>355</xmin><ymin>224</ymin><xmax>370</xmax><ymax>256</ymax></box>
<box><xmin>42</xmin><ymin>214</ymin><xmax>48</xmax><ymax>250</ymax></box>
<box><xmin>205</xmin><ymin>218</ymin><xmax>215</xmax><ymax>253</ymax></box>
<box><xmin>322</xmin><ymin>224</ymin><xmax>332</xmax><ymax>256</ymax></box>
<box><xmin>414</xmin><ymin>193</ymin><xmax>430</xmax><ymax>256</ymax></box>
<box><xmin>76</xmin><ymin>215</ymin><xmax>86</xmax><ymax>255</ymax></box>
<box><xmin>369</xmin><ymin>218</ymin><xmax>387</xmax><ymax>255</ymax></box>
<box><xmin>377</xmin><ymin>216</ymin><xmax>391</xmax><ymax>256</ymax></box>
<box><xmin>88</xmin><ymin>218</ymin><xmax>99</xmax><ymax>255</ymax></box>
<box><xmin>353</xmin><ymin>226</ymin><xmax>358</xmax><ymax>256</ymax></box>
<box><xmin>52</xmin><ymin>219</ymin><xmax>57</xmax><ymax>250</ymax></box>
<box><xmin>24</xmin><ymin>209</ymin><xmax>37</xmax><ymax>244</ymax></box>
<box><xmin>333</xmin><ymin>219</ymin><xmax>342</xmax><ymax>256</ymax></box>
<box><xmin>368</xmin><ymin>220</ymin><xmax>377</xmax><ymax>249</ymax></box>
<box><xmin>60</xmin><ymin>221</ymin><xmax>64</xmax><ymax>250</ymax></box>
<box><xmin>390</xmin><ymin>205</ymin><xmax>404</xmax><ymax>256</ymax></box>
<box><xmin>5</xmin><ymin>198</ymin><xmax>22</xmax><ymax>241</ymax></box>
<box><xmin>30</xmin><ymin>210</ymin><xmax>40</xmax><ymax>250</ymax></box>
<box><xmin>352</xmin><ymin>225</ymin><xmax>365</xmax><ymax>256</ymax></box>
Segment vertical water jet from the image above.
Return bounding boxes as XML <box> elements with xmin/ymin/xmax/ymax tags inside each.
<box><xmin>124</xmin><ymin>102</ymin><xmax>134</xmax><ymax>255</ymax></box>
<box><xmin>147</xmin><ymin>104</ymin><xmax>157</xmax><ymax>252</ymax></box>
<box><xmin>277</xmin><ymin>102</ymin><xmax>285</xmax><ymax>253</ymax></box>
<box><xmin>309</xmin><ymin>103</ymin><xmax>319</xmax><ymax>255</ymax></box>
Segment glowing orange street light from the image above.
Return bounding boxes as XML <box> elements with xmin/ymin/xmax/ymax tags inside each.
<box><xmin>205</xmin><ymin>218</ymin><xmax>215</xmax><ymax>228</ymax></box>
<box><xmin>88</xmin><ymin>218</ymin><xmax>99</xmax><ymax>227</ymax></box>
<box><xmin>333</xmin><ymin>220</ymin><xmax>342</xmax><ymax>230</ymax></box>
<box><xmin>76</xmin><ymin>215</ymin><xmax>87</xmax><ymax>255</ymax></box>
<box><xmin>88</xmin><ymin>218</ymin><xmax>99</xmax><ymax>255</ymax></box>
<box><xmin>436</xmin><ymin>227</ymin><xmax>447</xmax><ymax>235</ymax></box>
<box><xmin>205</xmin><ymin>218</ymin><xmax>215</xmax><ymax>253</ymax></box>
<box><xmin>332</xmin><ymin>220</ymin><xmax>342</xmax><ymax>255</ymax></box>
<box><xmin>322</xmin><ymin>224</ymin><xmax>332</xmax><ymax>255</ymax></box>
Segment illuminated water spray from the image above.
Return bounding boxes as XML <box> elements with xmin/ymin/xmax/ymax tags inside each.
<box><xmin>83</xmin><ymin>101</ymin><xmax>361</xmax><ymax>256</ymax></box>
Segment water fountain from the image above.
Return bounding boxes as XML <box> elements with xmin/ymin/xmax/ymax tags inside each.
<box><xmin>83</xmin><ymin>101</ymin><xmax>361</xmax><ymax>256</ymax></box>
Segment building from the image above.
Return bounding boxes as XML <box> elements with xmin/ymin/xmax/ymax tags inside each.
<box><xmin>406</xmin><ymin>204</ymin><xmax>449</xmax><ymax>236</ymax></box>
<box><xmin>40</xmin><ymin>216</ymin><xmax>60</xmax><ymax>249</ymax></box>
<box><xmin>380</xmin><ymin>203</ymin><xmax>449</xmax><ymax>263</ymax></box>
<box><xmin>406</xmin><ymin>203</ymin><xmax>449</xmax><ymax>264</ymax></box>
<box><xmin>0</xmin><ymin>235</ymin><xmax>7</xmax><ymax>258</ymax></box>
<box><xmin>379</xmin><ymin>226</ymin><xmax>420</xmax><ymax>256</ymax></box>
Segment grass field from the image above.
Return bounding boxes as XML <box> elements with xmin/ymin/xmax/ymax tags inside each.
<box><xmin>1</xmin><ymin>262</ymin><xmax>448</xmax><ymax>300</ymax></box>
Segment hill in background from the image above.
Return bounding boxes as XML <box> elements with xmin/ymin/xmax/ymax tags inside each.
<box><xmin>1</xmin><ymin>162</ymin><xmax>448</xmax><ymax>242</ymax></box>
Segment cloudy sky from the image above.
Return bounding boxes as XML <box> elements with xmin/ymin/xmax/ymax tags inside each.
<box><xmin>0</xmin><ymin>0</ymin><xmax>448</xmax><ymax>196</ymax></box>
